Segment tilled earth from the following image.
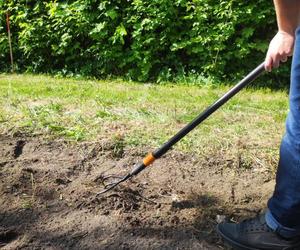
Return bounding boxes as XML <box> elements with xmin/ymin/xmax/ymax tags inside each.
<box><xmin>0</xmin><ymin>134</ymin><xmax>275</xmax><ymax>249</ymax></box>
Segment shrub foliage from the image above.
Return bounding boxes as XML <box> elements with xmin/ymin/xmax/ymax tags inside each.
<box><xmin>1</xmin><ymin>0</ymin><xmax>286</xmax><ymax>83</ymax></box>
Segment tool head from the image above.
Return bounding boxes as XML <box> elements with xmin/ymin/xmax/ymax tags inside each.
<box><xmin>96</xmin><ymin>173</ymin><xmax>132</xmax><ymax>195</ymax></box>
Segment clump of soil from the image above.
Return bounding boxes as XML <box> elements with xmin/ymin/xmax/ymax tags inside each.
<box><xmin>0</xmin><ymin>134</ymin><xmax>275</xmax><ymax>249</ymax></box>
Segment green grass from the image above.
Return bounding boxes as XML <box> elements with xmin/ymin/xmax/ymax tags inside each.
<box><xmin>0</xmin><ymin>73</ymin><xmax>289</xmax><ymax>171</ymax></box>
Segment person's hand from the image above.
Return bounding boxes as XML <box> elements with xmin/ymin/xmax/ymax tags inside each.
<box><xmin>265</xmin><ymin>31</ymin><xmax>295</xmax><ymax>71</ymax></box>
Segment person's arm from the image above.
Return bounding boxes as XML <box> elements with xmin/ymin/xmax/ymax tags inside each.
<box><xmin>265</xmin><ymin>0</ymin><xmax>300</xmax><ymax>71</ymax></box>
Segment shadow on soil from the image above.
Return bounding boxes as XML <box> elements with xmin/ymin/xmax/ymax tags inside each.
<box><xmin>0</xmin><ymin>191</ymin><xmax>263</xmax><ymax>249</ymax></box>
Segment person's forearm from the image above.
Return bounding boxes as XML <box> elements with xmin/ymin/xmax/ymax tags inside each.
<box><xmin>274</xmin><ymin>0</ymin><xmax>300</xmax><ymax>35</ymax></box>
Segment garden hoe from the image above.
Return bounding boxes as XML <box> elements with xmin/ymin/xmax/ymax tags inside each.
<box><xmin>97</xmin><ymin>62</ymin><xmax>265</xmax><ymax>195</ymax></box>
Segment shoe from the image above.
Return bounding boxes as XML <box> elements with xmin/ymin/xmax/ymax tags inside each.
<box><xmin>216</xmin><ymin>213</ymin><xmax>300</xmax><ymax>250</ymax></box>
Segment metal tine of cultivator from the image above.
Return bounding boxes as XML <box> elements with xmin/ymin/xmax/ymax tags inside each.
<box><xmin>100</xmin><ymin>174</ymin><xmax>125</xmax><ymax>182</ymax></box>
<box><xmin>97</xmin><ymin>173</ymin><xmax>132</xmax><ymax>195</ymax></box>
<box><xmin>97</xmin><ymin>62</ymin><xmax>265</xmax><ymax>195</ymax></box>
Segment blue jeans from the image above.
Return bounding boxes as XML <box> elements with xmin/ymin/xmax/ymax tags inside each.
<box><xmin>266</xmin><ymin>27</ymin><xmax>300</xmax><ymax>238</ymax></box>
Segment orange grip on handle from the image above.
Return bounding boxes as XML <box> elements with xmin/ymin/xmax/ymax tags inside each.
<box><xmin>143</xmin><ymin>153</ymin><xmax>155</xmax><ymax>166</ymax></box>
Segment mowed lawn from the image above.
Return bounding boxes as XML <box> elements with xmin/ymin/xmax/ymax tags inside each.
<box><xmin>0</xmin><ymin>73</ymin><xmax>289</xmax><ymax>172</ymax></box>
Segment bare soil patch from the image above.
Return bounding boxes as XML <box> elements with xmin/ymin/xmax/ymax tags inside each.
<box><xmin>0</xmin><ymin>134</ymin><xmax>275</xmax><ymax>249</ymax></box>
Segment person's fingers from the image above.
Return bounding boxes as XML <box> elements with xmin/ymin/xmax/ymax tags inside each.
<box><xmin>273</xmin><ymin>54</ymin><xmax>280</xmax><ymax>68</ymax></box>
<box><xmin>285</xmin><ymin>46</ymin><xmax>293</xmax><ymax>57</ymax></box>
<box><xmin>271</xmin><ymin>51</ymin><xmax>283</xmax><ymax>68</ymax></box>
<box><xmin>265</xmin><ymin>53</ymin><xmax>273</xmax><ymax>72</ymax></box>
<box><xmin>265</xmin><ymin>31</ymin><xmax>294</xmax><ymax>71</ymax></box>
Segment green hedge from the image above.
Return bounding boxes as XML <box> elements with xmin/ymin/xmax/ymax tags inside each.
<box><xmin>0</xmin><ymin>0</ymin><xmax>290</xmax><ymax>84</ymax></box>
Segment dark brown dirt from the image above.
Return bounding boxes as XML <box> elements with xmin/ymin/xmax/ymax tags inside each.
<box><xmin>0</xmin><ymin>134</ymin><xmax>276</xmax><ymax>249</ymax></box>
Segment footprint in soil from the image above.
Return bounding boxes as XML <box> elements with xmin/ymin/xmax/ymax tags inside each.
<box><xmin>0</xmin><ymin>230</ymin><xmax>18</xmax><ymax>247</ymax></box>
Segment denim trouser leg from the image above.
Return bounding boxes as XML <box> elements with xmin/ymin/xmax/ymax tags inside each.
<box><xmin>266</xmin><ymin>27</ymin><xmax>300</xmax><ymax>237</ymax></box>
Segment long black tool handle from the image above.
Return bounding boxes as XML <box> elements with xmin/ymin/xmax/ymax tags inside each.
<box><xmin>130</xmin><ymin>62</ymin><xmax>265</xmax><ymax>176</ymax></box>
